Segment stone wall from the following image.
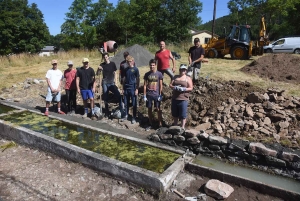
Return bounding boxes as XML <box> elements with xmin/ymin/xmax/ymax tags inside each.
<box><xmin>148</xmin><ymin>126</ymin><xmax>300</xmax><ymax>181</ymax></box>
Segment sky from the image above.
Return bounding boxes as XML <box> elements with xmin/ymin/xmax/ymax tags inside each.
<box><xmin>28</xmin><ymin>0</ymin><xmax>230</xmax><ymax>36</ymax></box>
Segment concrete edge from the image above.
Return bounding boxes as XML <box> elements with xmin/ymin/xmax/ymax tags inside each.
<box><xmin>185</xmin><ymin>162</ymin><xmax>300</xmax><ymax>201</ymax></box>
<box><xmin>0</xmin><ymin>118</ymin><xmax>184</xmax><ymax>192</ymax></box>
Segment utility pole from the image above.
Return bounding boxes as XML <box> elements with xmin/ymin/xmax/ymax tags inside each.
<box><xmin>211</xmin><ymin>0</ymin><xmax>217</xmax><ymax>39</ymax></box>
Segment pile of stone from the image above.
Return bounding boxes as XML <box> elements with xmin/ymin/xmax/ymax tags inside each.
<box><xmin>157</xmin><ymin>81</ymin><xmax>300</xmax><ymax>149</ymax></box>
<box><xmin>111</xmin><ymin>44</ymin><xmax>154</xmax><ymax>68</ymax></box>
<box><xmin>148</xmin><ymin>125</ymin><xmax>300</xmax><ymax>180</ymax></box>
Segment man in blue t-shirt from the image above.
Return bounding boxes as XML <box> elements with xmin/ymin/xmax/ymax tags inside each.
<box><xmin>122</xmin><ymin>55</ymin><xmax>140</xmax><ymax>124</ymax></box>
<box><xmin>143</xmin><ymin>59</ymin><xmax>163</xmax><ymax>131</ymax></box>
<box><xmin>97</xmin><ymin>53</ymin><xmax>122</xmax><ymax>117</ymax></box>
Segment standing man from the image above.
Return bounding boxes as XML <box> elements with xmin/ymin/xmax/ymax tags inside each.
<box><xmin>119</xmin><ymin>51</ymin><xmax>130</xmax><ymax>85</ymax></box>
<box><xmin>44</xmin><ymin>60</ymin><xmax>65</xmax><ymax>116</ymax></box>
<box><xmin>97</xmin><ymin>53</ymin><xmax>122</xmax><ymax>117</ymax></box>
<box><xmin>122</xmin><ymin>55</ymin><xmax>140</xmax><ymax>124</ymax></box>
<box><xmin>155</xmin><ymin>41</ymin><xmax>176</xmax><ymax>80</ymax></box>
<box><xmin>76</xmin><ymin>58</ymin><xmax>96</xmax><ymax>119</ymax></box>
<box><xmin>188</xmin><ymin>37</ymin><xmax>206</xmax><ymax>82</ymax></box>
<box><xmin>143</xmin><ymin>59</ymin><xmax>163</xmax><ymax>131</ymax></box>
<box><xmin>64</xmin><ymin>60</ymin><xmax>77</xmax><ymax>114</ymax></box>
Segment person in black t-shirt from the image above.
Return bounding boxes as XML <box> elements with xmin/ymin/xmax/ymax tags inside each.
<box><xmin>97</xmin><ymin>53</ymin><xmax>122</xmax><ymax>117</ymax></box>
<box><xmin>188</xmin><ymin>37</ymin><xmax>208</xmax><ymax>82</ymax></box>
<box><xmin>76</xmin><ymin>58</ymin><xmax>96</xmax><ymax>119</ymax></box>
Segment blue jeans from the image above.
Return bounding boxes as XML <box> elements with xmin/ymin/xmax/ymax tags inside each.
<box><xmin>102</xmin><ymin>82</ymin><xmax>122</xmax><ymax>112</ymax></box>
<box><xmin>124</xmin><ymin>88</ymin><xmax>137</xmax><ymax>118</ymax></box>
<box><xmin>171</xmin><ymin>99</ymin><xmax>188</xmax><ymax>119</ymax></box>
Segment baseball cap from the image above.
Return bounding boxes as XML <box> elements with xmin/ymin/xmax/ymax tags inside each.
<box><xmin>179</xmin><ymin>64</ymin><xmax>188</xmax><ymax>70</ymax></box>
<box><xmin>67</xmin><ymin>60</ymin><xmax>73</xmax><ymax>65</ymax></box>
<box><xmin>194</xmin><ymin>38</ymin><xmax>200</xmax><ymax>43</ymax></box>
<box><xmin>51</xmin><ymin>59</ymin><xmax>58</xmax><ymax>64</ymax></box>
<box><xmin>82</xmin><ymin>58</ymin><xmax>89</xmax><ymax>63</ymax></box>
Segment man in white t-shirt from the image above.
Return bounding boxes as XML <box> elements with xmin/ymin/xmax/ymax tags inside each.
<box><xmin>44</xmin><ymin>60</ymin><xmax>65</xmax><ymax>116</ymax></box>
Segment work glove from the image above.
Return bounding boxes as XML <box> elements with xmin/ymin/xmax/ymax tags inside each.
<box><xmin>143</xmin><ymin>95</ymin><xmax>148</xmax><ymax>102</ymax></box>
<box><xmin>178</xmin><ymin>87</ymin><xmax>187</xmax><ymax>92</ymax></box>
<box><xmin>157</xmin><ymin>95</ymin><xmax>163</xmax><ymax>101</ymax></box>
<box><xmin>190</xmin><ymin>61</ymin><xmax>195</xmax><ymax>67</ymax></box>
<box><xmin>173</xmin><ymin>86</ymin><xmax>180</xmax><ymax>91</ymax></box>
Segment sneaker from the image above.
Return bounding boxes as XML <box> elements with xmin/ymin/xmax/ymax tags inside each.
<box><xmin>120</xmin><ymin>115</ymin><xmax>128</xmax><ymax>122</ymax></box>
<box><xmin>145</xmin><ymin>125</ymin><xmax>152</xmax><ymax>131</ymax></box>
<box><xmin>44</xmin><ymin>111</ymin><xmax>49</xmax><ymax>116</ymax></box>
<box><xmin>91</xmin><ymin>114</ymin><xmax>97</xmax><ymax>120</ymax></box>
<box><xmin>131</xmin><ymin>118</ymin><xmax>136</xmax><ymax>124</ymax></box>
<box><xmin>82</xmin><ymin>113</ymin><xmax>88</xmax><ymax>118</ymax></box>
<box><xmin>69</xmin><ymin>110</ymin><xmax>75</xmax><ymax>115</ymax></box>
<box><xmin>58</xmin><ymin>111</ymin><xmax>65</xmax><ymax>115</ymax></box>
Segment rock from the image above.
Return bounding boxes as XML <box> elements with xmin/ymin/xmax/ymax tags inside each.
<box><xmin>194</xmin><ymin>122</ymin><xmax>211</xmax><ymax>131</ymax></box>
<box><xmin>248</xmin><ymin>142</ymin><xmax>277</xmax><ymax>157</ymax></box>
<box><xmin>265</xmin><ymin>156</ymin><xmax>286</xmax><ymax>167</ymax></box>
<box><xmin>158</xmin><ymin>134</ymin><xmax>173</xmax><ymax>140</ymax></box>
<box><xmin>204</xmin><ymin>179</ymin><xmax>234</xmax><ymax>199</ymax></box>
<box><xmin>245</xmin><ymin>105</ymin><xmax>254</xmax><ymax>117</ymax></box>
<box><xmin>187</xmin><ymin>137</ymin><xmax>200</xmax><ymax>145</ymax></box>
<box><xmin>208</xmin><ymin>136</ymin><xmax>227</xmax><ymax>145</ymax></box>
<box><xmin>185</xmin><ymin>129</ymin><xmax>199</xmax><ymax>138</ymax></box>
<box><xmin>33</xmin><ymin>79</ymin><xmax>40</xmax><ymax>84</ymax></box>
<box><xmin>247</xmin><ymin>92</ymin><xmax>265</xmax><ymax>103</ymax></box>
<box><xmin>263</xmin><ymin>117</ymin><xmax>271</xmax><ymax>125</ymax></box>
<box><xmin>173</xmin><ymin>135</ymin><xmax>185</xmax><ymax>142</ymax></box>
<box><xmin>167</xmin><ymin>126</ymin><xmax>184</xmax><ymax>135</ymax></box>
<box><xmin>280</xmin><ymin>152</ymin><xmax>300</xmax><ymax>162</ymax></box>
<box><xmin>198</xmin><ymin>131</ymin><xmax>209</xmax><ymax>139</ymax></box>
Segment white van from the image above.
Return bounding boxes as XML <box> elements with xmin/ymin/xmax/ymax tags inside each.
<box><xmin>263</xmin><ymin>37</ymin><xmax>300</xmax><ymax>54</ymax></box>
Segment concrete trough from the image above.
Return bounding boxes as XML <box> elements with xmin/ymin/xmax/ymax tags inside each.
<box><xmin>185</xmin><ymin>162</ymin><xmax>300</xmax><ymax>201</ymax></box>
<box><xmin>0</xmin><ymin>102</ymin><xmax>186</xmax><ymax>193</ymax></box>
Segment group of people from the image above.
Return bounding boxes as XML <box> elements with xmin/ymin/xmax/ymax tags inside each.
<box><xmin>44</xmin><ymin>38</ymin><xmax>206</xmax><ymax>130</ymax></box>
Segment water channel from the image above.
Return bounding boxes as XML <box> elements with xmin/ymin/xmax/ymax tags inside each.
<box><xmin>194</xmin><ymin>155</ymin><xmax>300</xmax><ymax>193</ymax></box>
<box><xmin>0</xmin><ymin>110</ymin><xmax>180</xmax><ymax>173</ymax></box>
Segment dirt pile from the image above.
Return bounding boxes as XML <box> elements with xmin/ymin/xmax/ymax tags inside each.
<box><xmin>241</xmin><ymin>54</ymin><xmax>300</xmax><ymax>84</ymax></box>
<box><xmin>111</xmin><ymin>44</ymin><xmax>154</xmax><ymax>68</ymax></box>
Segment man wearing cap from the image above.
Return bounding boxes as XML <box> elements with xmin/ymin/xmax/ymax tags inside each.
<box><xmin>122</xmin><ymin>55</ymin><xmax>140</xmax><ymax>124</ymax></box>
<box><xmin>64</xmin><ymin>60</ymin><xmax>77</xmax><ymax>114</ymax></box>
<box><xmin>155</xmin><ymin>41</ymin><xmax>176</xmax><ymax>80</ymax></box>
<box><xmin>188</xmin><ymin>37</ymin><xmax>206</xmax><ymax>82</ymax></box>
<box><xmin>97</xmin><ymin>52</ymin><xmax>122</xmax><ymax>117</ymax></box>
<box><xmin>44</xmin><ymin>60</ymin><xmax>65</xmax><ymax>116</ymax></box>
<box><xmin>76</xmin><ymin>58</ymin><xmax>96</xmax><ymax>119</ymax></box>
<box><xmin>169</xmin><ymin>64</ymin><xmax>193</xmax><ymax>129</ymax></box>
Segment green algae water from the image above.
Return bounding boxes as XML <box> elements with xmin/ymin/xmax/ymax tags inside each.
<box><xmin>0</xmin><ymin>111</ymin><xmax>180</xmax><ymax>173</ymax></box>
<box><xmin>0</xmin><ymin>104</ymin><xmax>15</xmax><ymax>114</ymax></box>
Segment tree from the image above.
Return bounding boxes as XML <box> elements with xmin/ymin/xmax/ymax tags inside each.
<box><xmin>0</xmin><ymin>0</ymin><xmax>49</xmax><ymax>55</ymax></box>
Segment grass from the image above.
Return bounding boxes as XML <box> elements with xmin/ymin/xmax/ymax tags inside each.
<box><xmin>1</xmin><ymin>48</ymin><xmax>300</xmax><ymax>97</ymax></box>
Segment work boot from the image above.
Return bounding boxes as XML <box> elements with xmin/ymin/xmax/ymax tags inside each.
<box><xmin>44</xmin><ymin>111</ymin><xmax>49</xmax><ymax>116</ymax></box>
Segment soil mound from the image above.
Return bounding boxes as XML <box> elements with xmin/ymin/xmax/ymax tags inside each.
<box><xmin>111</xmin><ymin>44</ymin><xmax>154</xmax><ymax>68</ymax></box>
<box><xmin>240</xmin><ymin>54</ymin><xmax>300</xmax><ymax>84</ymax></box>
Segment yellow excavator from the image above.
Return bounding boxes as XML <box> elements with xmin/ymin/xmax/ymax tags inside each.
<box><xmin>202</xmin><ymin>16</ymin><xmax>269</xmax><ymax>60</ymax></box>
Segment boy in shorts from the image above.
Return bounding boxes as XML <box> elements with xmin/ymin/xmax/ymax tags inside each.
<box><xmin>143</xmin><ymin>59</ymin><xmax>163</xmax><ymax>130</ymax></box>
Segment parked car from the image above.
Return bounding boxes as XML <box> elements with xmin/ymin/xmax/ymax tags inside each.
<box><xmin>263</xmin><ymin>37</ymin><xmax>300</xmax><ymax>54</ymax></box>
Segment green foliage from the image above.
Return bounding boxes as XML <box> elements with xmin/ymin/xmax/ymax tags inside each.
<box><xmin>0</xmin><ymin>0</ymin><xmax>50</xmax><ymax>55</ymax></box>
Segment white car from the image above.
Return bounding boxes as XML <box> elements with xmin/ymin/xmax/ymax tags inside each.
<box><xmin>264</xmin><ymin>37</ymin><xmax>300</xmax><ymax>54</ymax></box>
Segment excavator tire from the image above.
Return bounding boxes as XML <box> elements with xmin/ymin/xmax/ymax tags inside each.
<box><xmin>230</xmin><ymin>46</ymin><xmax>248</xmax><ymax>60</ymax></box>
<box><xmin>207</xmin><ymin>48</ymin><xmax>218</xmax><ymax>58</ymax></box>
